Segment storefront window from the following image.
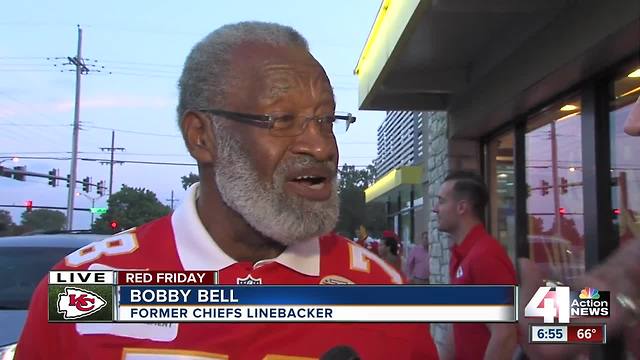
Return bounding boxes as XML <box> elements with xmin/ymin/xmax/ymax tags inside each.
<box><xmin>525</xmin><ymin>96</ymin><xmax>585</xmax><ymax>283</ymax></box>
<box><xmin>487</xmin><ymin>131</ymin><xmax>516</xmax><ymax>262</ymax></box>
<box><xmin>610</xmin><ymin>64</ymin><xmax>640</xmax><ymax>246</ymax></box>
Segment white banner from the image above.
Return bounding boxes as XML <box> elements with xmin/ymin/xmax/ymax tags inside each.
<box><xmin>117</xmin><ymin>304</ymin><xmax>516</xmax><ymax>322</ymax></box>
<box><xmin>49</xmin><ymin>270</ymin><xmax>116</xmax><ymax>285</ymax></box>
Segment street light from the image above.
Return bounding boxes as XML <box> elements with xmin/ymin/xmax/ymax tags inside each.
<box><xmin>0</xmin><ymin>157</ymin><xmax>19</xmax><ymax>164</ymax></box>
<box><xmin>76</xmin><ymin>192</ymin><xmax>105</xmax><ymax>226</ymax></box>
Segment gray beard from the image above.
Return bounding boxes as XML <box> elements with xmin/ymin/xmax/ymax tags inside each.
<box><xmin>213</xmin><ymin>125</ymin><xmax>339</xmax><ymax>246</ymax></box>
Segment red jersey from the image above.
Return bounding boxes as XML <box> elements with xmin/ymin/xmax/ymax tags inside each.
<box><xmin>17</xmin><ymin>185</ymin><xmax>438</xmax><ymax>360</ymax></box>
<box><xmin>449</xmin><ymin>224</ymin><xmax>516</xmax><ymax>360</ymax></box>
<box><xmin>356</xmin><ymin>237</ymin><xmax>379</xmax><ymax>255</ymax></box>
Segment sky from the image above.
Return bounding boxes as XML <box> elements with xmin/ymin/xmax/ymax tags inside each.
<box><xmin>0</xmin><ymin>0</ymin><xmax>386</xmax><ymax>228</ymax></box>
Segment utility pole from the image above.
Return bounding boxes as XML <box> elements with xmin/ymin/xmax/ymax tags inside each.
<box><xmin>166</xmin><ymin>190</ymin><xmax>179</xmax><ymax>210</ymax></box>
<box><xmin>66</xmin><ymin>25</ymin><xmax>89</xmax><ymax>231</ymax></box>
<box><xmin>100</xmin><ymin>130</ymin><xmax>125</xmax><ymax>197</ymax></box>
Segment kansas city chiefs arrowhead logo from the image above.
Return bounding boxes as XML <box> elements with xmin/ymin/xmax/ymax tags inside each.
<box><xmin>57</xmin><ymin>287</ymin><xmax>107</xmax><ymax>319</ymax></box>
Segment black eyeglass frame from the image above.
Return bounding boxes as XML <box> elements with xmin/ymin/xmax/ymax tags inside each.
<box><xmin>197</xmin><ymin>108</ymin><xmax>356</xmax><ymax>136</ymax></box>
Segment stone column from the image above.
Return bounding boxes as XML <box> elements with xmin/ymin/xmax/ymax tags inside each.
<box><xmin>423</xmin><ymin>111</ymin><xmax>481</xmax><ymax>359</ymax></box>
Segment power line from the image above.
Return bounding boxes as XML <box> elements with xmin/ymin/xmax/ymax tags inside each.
<box><xmin>0</xmin><ymin>56</ymin><xmax>49</xmax><ymax>60</ymax></box>
<box><xmin>0</xmin><ymin>123</ymin><xmax>70</xmax><ymax>127</ymax></box>
<box><xmin>0</xmin><ymin>155</ymin><xmax>375</xmax><ymax>168</ymax></box>
<box><xmin>0</xmin><ymin>91</ymin><xmax>71</xmax><ymax>147</ymax></box>
<box><xmin>83</xmin><ymin>125</ymin><xmax>181</xmax><ymax>138</ymax></box>
<box><xmin>98</xmin><ymin>60</ymin><xmax>180</xmax><ymax>68</ymax></box>
<box><xmin>2</xmin><ymin>57</ymin><xmax>355</xmax><ymax>81</ymax></box>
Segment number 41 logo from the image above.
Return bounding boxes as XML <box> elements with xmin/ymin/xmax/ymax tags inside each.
<box><xmin>524</xmin><ymin>286</ymin><xmax>571</xmax><ymax>323</ymax></box>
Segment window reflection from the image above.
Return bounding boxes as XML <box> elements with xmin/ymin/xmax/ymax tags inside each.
<box><xmin>610</xmin><ymin>64</ymin><xmax>640</xmax><ymax>246</ymax></box>
<box><xmin>525</xmin><ymin>97</ymin><xmax>585</xmax><ymax>283</ymax></box>
<box><xmin>488</xmin><ymin>131</ymin><xmax>515</xmax><ymax>262</ymax></box>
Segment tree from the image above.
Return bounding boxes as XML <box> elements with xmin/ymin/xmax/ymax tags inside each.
<box><xmin>335</xmin><ymin>164</ymin><xmax>386</xmax><ymax>239</ymax></box>
<box><xmin>528</xmin><ymin>215</ymin><xmax>545</xmax><ymax>235</ymax></box>
<box><xmin>20</xmin><ymin>209</ymin><xmax>66</xmax><ymax>232</ymax></box>
<box><xmin>93</xmin><ymin>185</ymin><xmax>171</xmax><ymax>234</ymax></box>
<box><xmin>181</xmin><ymin>172</ymin><xmax>200</xmax><ymax>190</ymax></box>
<box><xmin>0</xmin><ymin>209</ymin><xmax>16</xmax><ymax>235</ymax></box>
<box><xmin>546</xmin><ymin>216</ymin><xmax>582</xmax><ymax>246</ymax></box>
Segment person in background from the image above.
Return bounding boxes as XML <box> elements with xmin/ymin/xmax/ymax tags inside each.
<box><xmin>15</xmin><ymin>21</ymin><xmax>439</xmax><ymax>360</ymax></box>
<box><xmin>407</xmin><ymin>231</ymin><xmax>430</xmax><ymax>284</ymax></box>
<box><xmin>433</xmin><ymin>170</ymin><xmax>517</xmax><ymax>360</ymax></box>
<box><xmin>356</xmin><ymin>224</ymin><xmax>379</xmax><ymax>255</ymax></box>
<box><xmin>379</xmin><ymin>230</ymin><xmax>402</xmax><ymax>272</ymax></box>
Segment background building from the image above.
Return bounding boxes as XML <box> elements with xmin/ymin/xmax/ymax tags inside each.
<box><xmin>366</xmin><ymin>111</ymin><xmax>425</xmax><ymax>248</ymax></box>
<box><xmin>374</xmin><ymin>111</ymin><xmax>423</xmax><ymax>176</ymax></box>
<box><xmin>356</xmin><ymin>1</ymin><xmax>640</xmax><ymax>358</ymax></box>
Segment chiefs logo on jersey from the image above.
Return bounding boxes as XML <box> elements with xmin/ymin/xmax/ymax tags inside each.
<box><xmin>319</xmin><ymin>275</ymin><xmax>355</xmax><ymax>285</ymax></box>
<box><xmin>57</xmin><ymin>287</ymin><xmax>107</xmax><ymax>320</ymax></box>
<box><xmin>236</xmin><ymin>275</ymin><xmax>262</xmax><ymax>285</ymax></box>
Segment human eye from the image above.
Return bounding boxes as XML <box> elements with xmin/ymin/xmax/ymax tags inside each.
<box><xmin>270</xmin><ymin>113</ymin><xmax>297</xmax><ymax>129</ymax></box>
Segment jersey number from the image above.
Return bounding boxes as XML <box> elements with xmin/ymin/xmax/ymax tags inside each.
<box><xmin>349</xmin><ymin>243</ymin><xmax>402</xmax><ymax>284</ymax></box>
<box><xmin>65</xmin><ymin>232</ymin><xmax>139</xmax><ymax>267</ymax></box>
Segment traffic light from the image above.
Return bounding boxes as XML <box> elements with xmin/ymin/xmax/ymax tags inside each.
<box><xmin>48</xmin><ymin>168</ymin><xmax>58</xmax><ymax>187</ymax></box>
<box><xmin>97</xmin><ymin>180</ymin><xmax>105</xmax><ymax>196</ymax></box>
<box><xmin>559</xmin><ymin>207</ymin><xmax>566</xmax><ymax>216</ymax></box>
<box><xmin>560</xmin><ymin>177</ymin><xmax>568</xmax><ymax>194</ymax></box>
<box><xmin>0</xmin><ymin>166</ymin><xmax>10</xmax><ymax>178</ymax></box>
<box><xmin>13</xmin><ymin>166</ymin><xmax>26</xmax><ymax>181</ymax></box>
<box><xmin>613</xmin><ymin>208</ymin><xmax>621</xmax><ymax>220</ymax></box>
<box><xmin>25</xmin><ymin>200</ymin><xmax>33</xmax><ymax>213</ymax></box>
<box><xmin>82</xmin><ymin>177</ymin><xmax>91</xmax><ymax>193</ymax></box>
<box><xmin>66</xmin><ymin>174</ymin><xmax>71</xmax><ymax>188</ymax></box>
<box><xmin>540</xmin><ymin>180</ymin><xmax>550</xmax><ymax>196</ymax></box>
<box><xmin>110</xmin><ymin>220</ymin><xmax>118</xmax><ymax>232</ymax></box>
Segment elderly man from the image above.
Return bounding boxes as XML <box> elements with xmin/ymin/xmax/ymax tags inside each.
<box><xmin>519</xmin><ymin>95</ymin><xmax>640</xmax><ymax>359</ymax></box>
<box><xmin>15</xmin><ymin>22</ymin><xmax>438</xmax><ymax>359</ymax></box>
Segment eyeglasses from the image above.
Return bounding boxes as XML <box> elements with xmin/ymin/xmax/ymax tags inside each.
<box><xmin>198</xmin><ymin>108</ymin><xmax>356</xmax><ymax>137</ymax></box>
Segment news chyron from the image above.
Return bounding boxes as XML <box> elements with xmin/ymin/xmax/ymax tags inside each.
<box><xmin>48</xmin><ymin>271</ymin><xmax>116</xmax><ymax>322</ymax></box>
<box><xmin>524</xmin><ymin>286</ymin><xmax>610</xmax><ymax>323</ymax></box>
<box><xmin>524</xmin><ymin>285</ymin><xmax>609</xmax><ymax>344</ymax></box>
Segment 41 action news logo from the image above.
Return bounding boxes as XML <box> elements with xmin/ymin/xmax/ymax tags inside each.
<box><xmin>525</xmin><ymin>286</ymin><xmax>610</xmax><ymax>323</ymax></box>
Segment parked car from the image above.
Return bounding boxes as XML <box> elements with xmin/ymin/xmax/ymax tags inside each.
<box><xmin>0</xmin><ymin>232</ymin><xmax>107</xmax><ymax>358</ymax></box>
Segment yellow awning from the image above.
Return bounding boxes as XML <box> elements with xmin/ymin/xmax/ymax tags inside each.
<box><xmin>354</xmin><ymin>0</ymin><xmax>423</xmax><ymax>107</ymax></box>
<box><xmin>365</xmin><ymin>166</ymin><xmax>422</xmax><ymax>203</ymax></box>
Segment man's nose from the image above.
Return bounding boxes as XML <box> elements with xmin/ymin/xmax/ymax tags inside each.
<box><xmin>289</xmin><ymin>119</ymin><xmax>338</xmax><ymax>162</ymax></box>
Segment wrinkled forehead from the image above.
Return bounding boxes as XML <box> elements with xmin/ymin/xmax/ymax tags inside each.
<box><xmin>258</xmin><ymin>61</ymin><xmax>333</xmax><ymax>102</ymax></box>
<box><xmin>227</xmin><ymin>44</ymin><xmax>334</xmax><ymax>109</ymax></box>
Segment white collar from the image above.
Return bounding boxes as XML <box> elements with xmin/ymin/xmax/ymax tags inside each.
<box><xmin>171</xmin><ymin>182</ymin><xmax>320</xmax><ymax>276</ymax></box>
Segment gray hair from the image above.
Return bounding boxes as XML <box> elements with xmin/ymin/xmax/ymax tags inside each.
<box><xmin>177</xmin><ymin>21</ymin><xmax>310</xmax><ymax>127</ymax></box>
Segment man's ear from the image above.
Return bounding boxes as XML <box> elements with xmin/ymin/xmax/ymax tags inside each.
<box><xmin>456</xmin><ymin>200</ymin><xmax>468</xmax><ymax>216</ymax></box>
<box><xmin>181</xmin><ymin>111</ymin><xmax>216</xmax><ymax>164</ymax></box>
